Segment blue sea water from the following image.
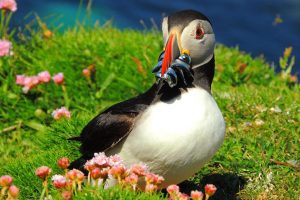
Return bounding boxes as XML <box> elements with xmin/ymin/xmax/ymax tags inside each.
<box><xmin>12</xmin><ymin>0</ymin><xmax>300</xmax><ymax>75</ymax></box>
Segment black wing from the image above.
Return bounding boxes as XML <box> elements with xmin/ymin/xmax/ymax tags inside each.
<box><xmin>73</xmin><ymin>83</ymin><xmax>163</xmax><ymax>158</ymax></box>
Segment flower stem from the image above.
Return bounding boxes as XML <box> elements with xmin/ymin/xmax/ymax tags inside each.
<box><xmin>1</xmin><ymin>187</ymin><xmax>7</xmax><ymax>200</ymax></box>
<box><xmin>39</xmin><ymin>185</ymin><xmax>46</xmax><ymax>200</ymax></box>
<box><xmin>61</xmin><ymin>85</ymin><xmax>70</xmax><ymax>109</ymax></box>
<box><xmin>87</xmin><ymin>172</ymin><xmax>91</xmax><ymax>186</ymax></box>
<box><xmin>0</xmin><ymin>10</ymin><xmax>5</xmax><ymax>37</ymax></box>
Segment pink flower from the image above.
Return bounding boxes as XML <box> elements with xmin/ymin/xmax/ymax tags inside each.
<box><xmin>108</xmin><ymin>154</ymin><xmax>123</xmax><ymax>166</ymax></box>
<box><xmin>84</xmin><ymin>160</ymin><xmax>96</xmax><ymax>172</ymax></box>
<box><xmin>35</xmin><ymin>166</ymin><xmax>52</xmax><ymax>180</ymax></box>
<box><xmin>66</xmin><ymin>169</ymin><xmax>77</xmax><ymax>181</ymax></box>
<box><xmin>90</xmin><ymin>168</ymin><xmax>101</xmax><ymax>180</ymax></box>
<box><xmin>167</xmin><ymin>184</ymin><xmax>180</xmax><ymax>195</ymax></box>
<box><xmin>191</xmin><ymin>190</ymin><xmax>204</xmax><ymax>200</ymax></box>
<box><xmin>124</xmin><ymin>173</ymin><xmax>138</xmax><ymax>190</ymax></box>
<box><xmin>52</xmin><ymin>73</ymin><xmax>64</xmax><ymax>85</ymax></box>
<box><xmin>52</xmin><ymin>107</ymin><xmax>71</xmax><ymax>120</ymax></box>
<box><xmin>76</xmin><ymin>170</ymin><xmax>85</xmax><ymax>182</ymax></box>
<box><xmin>0</xmin><ymin>175</ymin><xmax>13</xmax><ymax>187</ymax></box>
<box><xmin>145</xmin><ymin>173</ymin><xmax>164</xmax><ymax>185</ymax></box>
<box><xmin>8</xmin><ymin>185</ymin><xmax>19</xmax><ymax>199</ymax></box>
<box><xmin>205</xmin><ymin>184</ymin><xmax>217</xmax><ymax>197</ymax></box>
<box><xmin>145</xmin><ymin>183</ymin><xmax>158</xmax><ymax>193</ymax></box>
<box><xmin>16</xmin><ymin>75</ymin><xmax>25</xmax><ymax>85</ymax></box>
<box><xmin>57</xmin><ymin>157</ymin><xmax>70</xmax><ymax>169</ymax></box>
<box><xmin>38</xmin><ymin>71</ymin><xmax>51</xmax><ymax>83</ymax></box>
<box><xmin>61</xmin><ymin>191</ymin><xmax>72</xmax><ymax>200</ymax></box>
<box><xmin>91</xmin><ymin>167</ymin><xmax>109</xmax><ymax>180</ymax></box>
<box><xmin>178</xmin><ymin>193</ymin><xmax>189</xmax><ymax>200</ymax></box>
<box><xmin>0</xmin><ymin>0</ymin><xmax>17</xmax><ymax>12</ymax></box>
<box><xmin>0</xmin><ymin>39</ymin><xmax>12</xmax><ymax>56</ymax></box>
<box><xmin>109</xmin><ymin>164</ymin><xmax>127</xmax><ymax>179</ymax></box>
<box><xmin>22</xmin><ymin>76</ymin><xmax>40</xmax><ymax>93</ymax></box>
<box><xmin>66</xmin><ymin>169</ymin><xmax>84</xmax><ymax>182</ymax></box>
<box><xmin>52</xmin><ymin>175</ymin><xmax>67</xmax><ymax>189</ymax></box>
<box><xmin>129</xmin><ymin>164</ymin><xmax>148</xmax><ymax>176</ymax></box>
<box><xmin>82</xmin><ymin>68</ymin><xmax>90</xmax><ymax>77</ymax></box>
<box><xmin>92</xmin><ymin>152</ymin><xmax>109</xmax><ymax>168</ymax></box>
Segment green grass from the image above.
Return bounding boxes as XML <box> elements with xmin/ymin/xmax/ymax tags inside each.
<box><xmin>0</xmin><ymin>25</ymin><xmax>299</xmax><ymax>199</ymax></box>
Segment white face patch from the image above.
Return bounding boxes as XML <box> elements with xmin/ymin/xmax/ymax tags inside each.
<box><xmin>180</xmin><ymin>19</ymin><xmax>215</xmax><ymax>68</ymax></box>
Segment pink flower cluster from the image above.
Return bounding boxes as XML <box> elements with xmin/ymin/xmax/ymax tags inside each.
<box><xmin>20</xmin><ymin>154</ymin><xmax>218</xmax><ymax>199</ymax></box>
<box><xmin>0</xmin><ymin>39</ymin><xmax>13</xmax><ymax>57</ymax></box>
<box><xmin>167</xmin><ymin>183</ymin><xmax>217</xmax><ymax>200</ymax></box>
<box><xmin>83</xmin><ymin>152</ymin><xmax>164</xmax><ymax>192</ymax></box>
<box><xmin>16</xmin><ymin>71</ymin><xmax>64</xmax><ymax>93</ymax></box>
<box><xmin>0</xmin><ymin>175</ymin><xmax>19</xmax><ymax>200</ymax></box>
<box><xmin>52</xmin><ymin>107</ymin><xmax>71</xmax><ymax>120</ymax></box>
<box><xmin>0</xmin><ymin>0</ymin><xmax>17</xmax><ymax>12</ymax></box>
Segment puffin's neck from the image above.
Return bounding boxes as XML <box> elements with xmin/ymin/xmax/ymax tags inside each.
<box><xmin>191</xmin><ymin>56</ymin><xmax>215</xmax><ymax>94</ymax></box>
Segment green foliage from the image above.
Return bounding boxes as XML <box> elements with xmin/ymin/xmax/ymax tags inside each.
<box><xmin>0</xmin><ymin>25</ymin><xmax>299</xmax><ymax>199</ymax></box>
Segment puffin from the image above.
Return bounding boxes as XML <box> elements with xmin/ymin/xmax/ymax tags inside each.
<box><xmin>70</xmin><ymin>9</ymin><xmax>225</xmax><ymax>188</ymax></box>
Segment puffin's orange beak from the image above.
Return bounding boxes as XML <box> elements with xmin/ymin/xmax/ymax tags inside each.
<box><xmin>161</xmin><ymin>34</ymin><xmax>175</xmax><ymax>76</ymax></box>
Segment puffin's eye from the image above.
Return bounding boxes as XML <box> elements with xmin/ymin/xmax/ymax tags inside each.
<box><xmin>195</xmin><ymin>27</ymin><xmax>204</xmax><ymax>40</ymax></box>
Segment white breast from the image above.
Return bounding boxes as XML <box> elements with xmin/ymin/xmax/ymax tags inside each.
<box><xmin>107</xmin><ymin>87</ymin><xmax>225</xmax><ymax>187</ymax></box>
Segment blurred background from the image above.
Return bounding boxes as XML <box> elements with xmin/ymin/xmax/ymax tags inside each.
<box><xmin>12</xmin><ymin>0</ymin><xmax>300</xmax><ymax>75</ymax></box>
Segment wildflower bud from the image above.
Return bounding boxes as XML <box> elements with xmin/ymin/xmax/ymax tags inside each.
<box><xmin>108</xmin><ymin>154</ymin><xmax>122</xmax><ymax>166</ymax></box>
<box><xmin>124</xmin><ymin>173</ymin><xmax>138</xmax><ymax>186</ymax></box>
<box><xmin>289</xmin><ymin>75</ymin><xmax>298</xmax><ymax>84</ymax></box>
<box><xmin>0</xmin><ymin>175</ymin><xmax>13</xmax><ymax>187</ymax></box>
<box><xmin>52</xmin><ymin>107</ymin><xmax>71</xmax><ymax>120</ymax></box>
<box><xmin>38</xmin><ymin>71</ymin><xmax>51</xmax><ymax>83</ymax></box>
<box><xmin>0</xmin><ymin>0</ymin><xmax>17</xmax><ymax>12</ymax></box>
<box><xmin>0</xmin><ymin>40</ymin><xmax>13</xmax><ymax>57</ymax></box>
<box><xmin>82</xmin><ymin>68</ymin><xmax>91</xmax><ymax>77</ymax></box>
<box><xmin>52</xmin><ymin>175</ymin><xmax>67</xmax><ymax>189</ymax></box>
<box><xmin>34</xmin><ymin>109</ymin><xmax>46</xmax><ymax>119</ymax></box>
<box><xmin>129</xmin><ymin>164</ymin><xmax>148</xmax><ymax>176</ymax></box>
<box><xmin>35</xmin><ymin>166</ymin><xmax>52</xmax><ymax>180</ymax></box>
<box><xmin>84</xmin><ymin>160</ymin><xmax>95</xmax><ymax>172</ymax></box>
<box><xmin>52</xmin><ymin>73</ymin><xmax>64</xmax><ymax>85</ymax></box>
<box><xmin>109</xmin><ymin>164</ymin><xmax>127</xmax><ymax>179</ymax></box>
<box><xmin>166</xmin><ymin>184</ymin><xmax>180</xmax><ymax>195</ymax></box>
<box><xmin>16</xmin><ymin>75</ymin><xmax>25</xmax><ymax>86</ymax></box>
<box><xmin>61</xmin><ymin>191</ymin><xmax>72</xmax><ymax>200</ymax></box>
<box><xmin>191</xmin><ymin>190</ymin><xmax>204</xmax><ymax>200</ymax></box>
<box><xmin>91</xmin><ymin>168</ymin><xmax>101</xmax><ymax>180</ymax></box>
<box><xmin>145</xmin><ymin>183</ymin><xmax>158</xmax><ymax>193</ymax></box>
<box><xmin>284</xmin><ymin>47</ymin><xmax>292</xmax><ymax>58</ymax></box>
<box><xmin>145</xmin><ymin>173</ymin><xmax>164</xmax><ymax>185</ymax></box>
<box><xmin>179</xmin><ymin>193</ymin><xmax>190</xmax><ymax>200</ymax></box>
<box><xmin>76</xmin><ymin>170</ymin><xmax>85</xmax><ymax>182</ymax></box>
<box><xmin>66</xmin><ymin>169</ymin><xmax>77</xmax><ymax>181</ymax></box>
<box><xmin>57</xmin><ymin>157</ymin><xmax>70</xmax><ymax>169</ymax></box>
<box><xmin>43</xmin><ymin>30</ymin><xmax>53</xmax><ymax>39</ymax></box>
<box><xmin>93</xmin><ymin>152</ymin><xmax>109</xmax><ymax>168</ymax></box>
<box><xmin>8</xmin><ymin>185</ymin><xmax>19</xmax><ymax>198</ymax></box>
<box><xmin>66</xmin><ymin>169</ymin><xmax>84</xmax><ymax>182</ymax></box>
<box><xmin>204</xmin><ymin>184</ymin><xmax>217</xmax><ymax>197</ymax></box>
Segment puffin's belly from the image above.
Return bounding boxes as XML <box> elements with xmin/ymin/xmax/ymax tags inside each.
<box><xmin>107</xmin><ymin>87</ymin><xmax>225</xmax><ymax>185</ymax></box>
